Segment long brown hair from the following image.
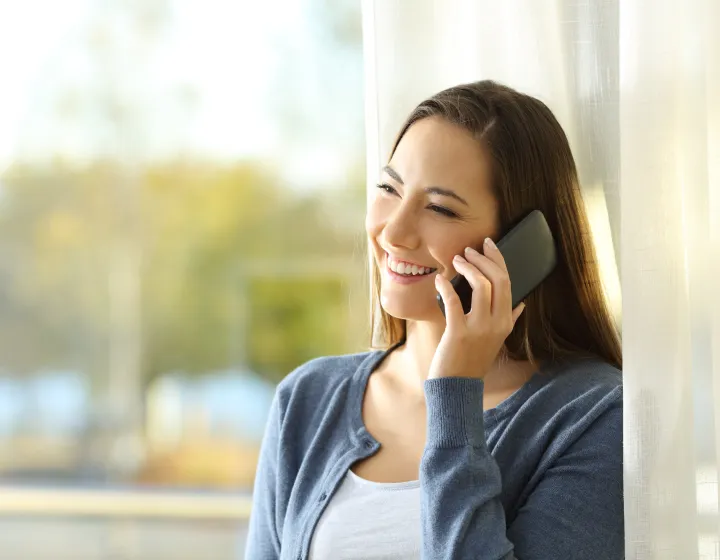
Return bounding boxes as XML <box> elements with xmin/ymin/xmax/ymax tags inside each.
<box><xmin>368</xmin><ymin>80</ymin><xmax>622</xmax><ymax>370</ymax></box>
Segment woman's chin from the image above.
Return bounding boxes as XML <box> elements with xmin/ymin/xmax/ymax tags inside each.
<box><xmin>379</xmin><ymin>294</ymin><xmax>440</xmax><ymax>322</ymax></box>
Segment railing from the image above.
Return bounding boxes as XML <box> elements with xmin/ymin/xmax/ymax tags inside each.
<box><xmin>0</xmin><ymin>485</ymin><xmax>252</xmax><ymax>520</ymax></box>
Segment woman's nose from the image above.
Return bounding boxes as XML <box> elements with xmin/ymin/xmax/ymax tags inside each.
<box><xmin>382</xmin><ymin>204</ymin><xmax>420</xmax><ymax>250</ymax></box>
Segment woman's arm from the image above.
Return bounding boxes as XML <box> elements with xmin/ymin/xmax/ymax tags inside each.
<box><xmin>420</xmin><ymin>377</ymin><xmax>624</xmax><ymax>560</ymax></box>
<box><xmin>245</xmin><ymin>392</ymin><xmax>283</xmax><ymax>559</ymax></box>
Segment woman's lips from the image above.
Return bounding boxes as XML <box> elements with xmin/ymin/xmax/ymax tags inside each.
<box><xmin>384</xmin><ymin>254</ymin><xmax>438</xmax><ymax>285</ymax></box>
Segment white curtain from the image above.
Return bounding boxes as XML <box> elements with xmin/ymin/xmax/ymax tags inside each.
<box><xmin>361</xmin><ymin>0</ymin><xmax>720</xmax><ymax>558</ymax></box>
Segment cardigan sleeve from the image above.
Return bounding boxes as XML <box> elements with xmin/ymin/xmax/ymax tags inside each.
<box><xmin>245</xmin><ymin>390</ymin><xmax>283</xmax><ymax>560</ymax></box>
<box><xmin>420</xmin><ymin>377</ymin><xmax>624</xmax><ymax>560</ymax></box>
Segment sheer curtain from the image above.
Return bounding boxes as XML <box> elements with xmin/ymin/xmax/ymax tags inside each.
<box><xmin>361</xmin><ymin>0</ymin><xmax>720</xmax><ymax>558</ymax></box>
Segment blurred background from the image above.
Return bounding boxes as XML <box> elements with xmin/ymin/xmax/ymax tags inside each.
<box><xmin>0</xmin><ymin>0</ymin><xmax>366</xmax><ymax>558</ymax></box>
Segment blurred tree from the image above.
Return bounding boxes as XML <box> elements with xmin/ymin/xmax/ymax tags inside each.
<box><xmin>0</xmin><ymin>158</ymin><xmax>367</xmax><ymax>387</ymax></box>
<box><xmin>0</xmin><ymin>0</ymin><xmax>369</xmax><ymax>488</ymax></box>
<box><xmin>247</xmin><ymin>276</ymin><xmax>350</xmax><ymax>384</ymax></box>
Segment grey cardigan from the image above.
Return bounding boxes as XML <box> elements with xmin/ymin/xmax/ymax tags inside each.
<box><xmin>245</xmin><ymin>343</ymin><xmax>624</xmax><ymax>559</ymax></box>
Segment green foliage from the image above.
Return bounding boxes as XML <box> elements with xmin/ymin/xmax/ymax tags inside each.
<box><xmin>0</xmin><ymin>159</ymin><xmax>368</xmax><ymax>385</ymax></box>
<box><xmin>248</xmin><ymin>276</ymin><xmax>350</xmax><ymax>384</ymax></box>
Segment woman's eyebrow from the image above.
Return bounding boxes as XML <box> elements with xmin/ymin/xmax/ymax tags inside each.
<box><xmin>382</xmin><ymin>165</ymin><xmax>404</xmax><ymax>184</ymax></box>
<box><xmin>382</xmin><ymin>165</ymin><xmax>469</xmax><ymax>207</ymax></box>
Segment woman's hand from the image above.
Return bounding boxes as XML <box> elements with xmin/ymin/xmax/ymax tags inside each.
<box><xmin>428</xmin><ymin>237</ymin><xmax>525</xmax><ymax>381</ymax></box>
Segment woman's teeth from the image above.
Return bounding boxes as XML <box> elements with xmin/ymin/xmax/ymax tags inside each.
<box><xmin>387</xmin><ymin>256</ymin><xmax>436</xmax><ymax>276</ymax></box>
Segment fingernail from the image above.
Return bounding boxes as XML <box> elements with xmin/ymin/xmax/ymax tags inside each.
<box><xmin>454</xmin><ymin>254</ymin><xmax>466</xmax><ymax>262</ymax></box>
<box><xmin>464</xmin><ymin>246</ymin><xmax>479</xmax><ymax>256</ymax></box>
<box><xmin>484</xmin><ymin>237</ymin><xmax>495</xmax><ymax>249</ymax></box>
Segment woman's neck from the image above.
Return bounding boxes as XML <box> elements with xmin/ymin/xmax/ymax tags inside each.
<box><xmin>398</xmin><ymin>319</ymin><xmax>444</xmax><ymax>386</ymax></box>
<box><xmin>389</xmin><ymin>319</ymin><xmax>536</xmax><ymax>401</ymax></box>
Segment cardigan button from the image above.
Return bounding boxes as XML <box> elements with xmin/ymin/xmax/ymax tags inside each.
<box><xmin>319</xmin><ymin>492</ymin><xmax>327</xmax><ymax>502</ymax></box>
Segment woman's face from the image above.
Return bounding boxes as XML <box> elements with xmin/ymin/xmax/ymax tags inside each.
<box><xmin>365</xmin><ymin>116</ymin><xmax>500</xmax><ymax>322</ymax></box>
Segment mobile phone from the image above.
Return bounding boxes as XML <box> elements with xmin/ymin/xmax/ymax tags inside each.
<box><xmin>436</xmin><ymin>210</ymin><xmax>557</xmax><ymax>317</ymax></box>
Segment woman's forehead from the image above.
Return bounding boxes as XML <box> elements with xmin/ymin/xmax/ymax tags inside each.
<box><xmin>389</xmin><ymin>117</ymin><xmax>493</xmax><ymax>201</ymax></box>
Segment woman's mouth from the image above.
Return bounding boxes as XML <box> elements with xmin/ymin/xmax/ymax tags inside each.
<box><xmin>385</xmin><ymin>253</ymin><xmax>438</xmax><ymax>284</ymax></box>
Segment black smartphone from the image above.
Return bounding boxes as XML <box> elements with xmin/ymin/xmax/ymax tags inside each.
<box><xmin>436</xmin><ymin>209</ymin><xmax>557</xmax><ymax>317</ymax></box>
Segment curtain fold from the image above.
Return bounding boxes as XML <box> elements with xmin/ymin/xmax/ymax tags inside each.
<box><xmin>620</xmin><ymin>0</ymin><xmax>720</xmax><ymax>557</ymax></box>
<box><xmin>362</xmin><ymin>0</ymin><xmax>720</xmax><ymax>557</ymax></box>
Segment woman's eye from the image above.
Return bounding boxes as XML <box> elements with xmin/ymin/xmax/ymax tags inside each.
<box><xmin>376</xmin><ymin>183</ymin><xmax>397</xmax><ymax>195</ymax></box>
<box><xmin>376</xmin><ymin>183</ymin><xmax>458</xmax><ymax>218</ymax></box>
<box><xmin>429</xmin><ymin>205</ymin><xmax>458</xmax><ymax>218</ymax></box>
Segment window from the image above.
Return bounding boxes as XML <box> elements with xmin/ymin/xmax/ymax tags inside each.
<box><xmin>0</xmin><ymin>1</ymin><xmax>365</xmax><ymax>557</ymax></box>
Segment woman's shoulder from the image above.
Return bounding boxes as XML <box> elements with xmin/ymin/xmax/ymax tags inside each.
<box><xmin>268</xmin><ymin>349</ymin><xmax>384</xmax><ymax>450</ymax></box>
<box><xmin>507</xmin><ymin>357</ymin><xmax>623</xmax><ymax>436</ymax></box>
<box><xmin>536</xmin><ymin>357</ymin><xmax>622</xmax><ymax>404</ymax></box>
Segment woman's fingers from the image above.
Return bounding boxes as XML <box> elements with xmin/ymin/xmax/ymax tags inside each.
<box><xmin>445</xmin><ymin>238</ymin><xmax>523</xmax><ymax>334</ymax></box>
<box><xmin>451</xmin><ymin>255</ymin><xmax>492</xmax><ymax>320</ymax></box>
<box><xmin>462</xmin><ymin>243</ymin><xmax>512</xmax><ymax>317</ymax></box>
<box><xmin>479</xmin><ymin>237</ymin><xmax>508</xmax><ymax>272</ymax></box>
<box><xmin>511</xmin><ymin>302</ymin><xmax>526</xmax><ymax>324</ymax></box>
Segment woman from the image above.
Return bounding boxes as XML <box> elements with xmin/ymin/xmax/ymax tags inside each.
<box><xmin>245</xmin><ymin>81</ymin><xmax>623</xmax><ymax>560</ymax></box>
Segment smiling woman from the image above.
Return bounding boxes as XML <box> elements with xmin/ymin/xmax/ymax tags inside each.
<box><xmin>245</xmin><ymin>80</ymin><xmax>624</xmax><ymax>560</ymax></box>
<box><xmin>367</xmin><ymin>84</ymin><xmax>621</xmax><ymax>372</ymax></box>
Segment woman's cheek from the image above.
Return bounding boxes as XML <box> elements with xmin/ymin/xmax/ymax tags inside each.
<box><xmin>365</xmin><ymin>198</ymin><xmax>391</xmax><ymax>233</ymax></box>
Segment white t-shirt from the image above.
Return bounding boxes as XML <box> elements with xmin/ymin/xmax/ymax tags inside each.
<box><xmin>308</xmin><ymin>469</ymin><xmax>421</xmax><ymax>559</ymax></box>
